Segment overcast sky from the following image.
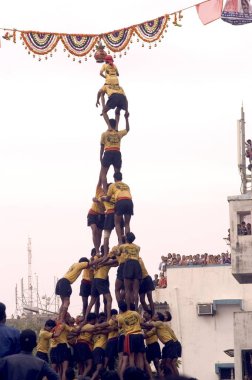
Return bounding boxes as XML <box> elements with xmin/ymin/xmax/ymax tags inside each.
<box><xmin>1</xmin><ymin>0</ymin><xmax>251</xmax><ymax>317</ymax></box>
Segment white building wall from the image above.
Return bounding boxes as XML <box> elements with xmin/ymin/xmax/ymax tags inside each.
<box><xmin>154</xmin><ymin>265</ymin><xmax>252</xmax><ymax>380</ymax></box>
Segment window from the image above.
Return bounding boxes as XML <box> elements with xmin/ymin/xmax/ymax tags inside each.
<box><xmin>237</xmin><ymin>211</ymin><xmax>251</xmax><ymax>236</ymax></box>
<box><xmin>242</xmin><ymin>350</ymin><xmax>252</xmax><ymax>380</ymax></box>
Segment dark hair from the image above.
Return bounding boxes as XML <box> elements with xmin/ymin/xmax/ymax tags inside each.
<box><xmin>98</xmin><ymin>312</ymin><xmax>106</xmax><ymax>320</ymax></box>
<box><xmin>20</xmin><ymin>329</ymin><xmax>37</xmax><ymax>351</ymax></box>
<box><xmin>101</xmin><ymin>370</ymin><xmax>120</xmax><ymax>380</ymax></box>
<box><xmin>100</xmin><ymin>245</ymin><xmax>105</xmax><ymax>255</ymax></box>
<box><xmin>113</xmin><ymin>172</ymin><xmax>122</xmax><ymax>181</ymax></box>
<box><xmin>118</xmin><ymin>301</ymin><xmax>127</xmax><ymax>313</ymax></box>
<box><xmin>157</xmin><ymin>312</ymin><xmax>165</xmax><ymax>322</ymax></box>
<box><xmin>126</xmin><ymin>232</ymin><xmax>135</xmax><ymax>243</ymax></box>
<box><xmin>0</xmin><ymin>303</ymin><xmax>6</xmax><ymax>321</ymax></box>
<box><xmin>123</xmin><ymin>367</ymin><xmax>147</xmax><ymax>380</ymax></box>
<box><xmin>79</xmin><ymin>257</ymin><xmax>89</xmax><ymax>263</ymax></box>
<box><xmin>129</xmin><ymin>303</ymin><xmax>136</xmax><ymax>311</ymax></box>
<box><xmin>111</xmin><ymin>309</ymin><xmax>118</xmax><ymax>316</ymax></box>
<box><xmin>87</xmin><ymin>312</ymin><xmax>97</xmax><ymax>322</ymax></box>
<box><xmin>45</xmin><ymin>319</ymin><xmax>56</xmax><ymax>328</ymax></box>
<box><xmin>165</xmin><ymin>311</ymin><xmax>172</xmax><ymax>322</ymax></box>
<box><xmin>109</xmin><ymin>119</ymin><xmax>116</xmax><ymax>129</ymax></box>
<box><xmin>65</xmin><ymin>367</ymin><xmax>75</xmax><ymax>380</ymax></box>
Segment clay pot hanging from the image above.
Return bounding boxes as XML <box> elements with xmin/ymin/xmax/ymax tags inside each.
<box><xmin>94</xmin><ymin>41</ymin><xmax>107</xmax><ymax>63</ymax></box>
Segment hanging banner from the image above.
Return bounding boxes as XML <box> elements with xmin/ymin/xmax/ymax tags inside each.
<box><xmin>222</xmin><ymin>0</ymin><xmax>252</xmax><ymax>24</ymax></box>
<box><xmin>21</xmin><ymin>32</ymin><xmax>60</xmax><ymax>55</ymax></box>
<box><xmin>196</xmin><ymin>0</ymin><xmax>223</xmax><ymax>24</ymax></box>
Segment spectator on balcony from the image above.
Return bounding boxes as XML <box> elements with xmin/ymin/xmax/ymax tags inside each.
<box><xmin>247</xmin><ymin>223</ymin><xmax>251</xmax><ymax>235</ymax></box>
<box><xmin>240</xmin><ymin>221</ymin><xmax>248</xmax><ymax>235</ymax></box>
<box><xmin>187</xmin><ymin>255</ymin><xmax>193</xmax><ymax>266</ymax></box>
<box><xmin>153</xmin><ymin>274</ymin><xmax>159</xmax><ymax>288</ymax></box>
<box><xmin>167</xmin><ymin>253</ymin><xmax>173</xmax><ymax>266</ymax></box>
<box><xmin>158</xmin><ymin>273</ymin><xmax>167</xmax><ymax>289</ymax></box>
<box><xmin>159</xmin><ymin>256</ymin><xmax>168</xmax><ymax>273</ymax></box>
<box><xmin>179</xmin><ymin>255</ymin><xmax>187</xmax><ymax>266</ymax></box>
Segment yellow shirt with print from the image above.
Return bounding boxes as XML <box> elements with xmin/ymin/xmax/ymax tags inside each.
<box><xmin>99</xmin><ymin>193</ymin><xmax>115</xmax><ymax>214</ymax></box>
<box><xmin>50</xmin><ymin>324</ymin><xmax>72</xmax><ymax>348</ymax></box>
<box><xmin>117</xmin><ymin>310</ymin><xmax>142</xmax><ymax>335</ymax></box>
<box><xmin>100</xmin><ymin>129</ymin><xmax>128</xmax><ymax>152</ymax></box>
<box><xmin>100</xmin><ymin>63</ymin><xmax>119</xmax><ymax>85</ymax></box>
<box><xmin>93</xmin><ymin>331</ymin><xmax>108</xmax><ymax>350</ymax></box>
<box><xmin>77</xmin><ymin>323</ymin><xmax>94</xmax><ymax>345</ymax></box>
<box><xmin>108</xmin><ymin>318</ymin><xmax>119</xmax><ymax>340</ymax></box>
<box><xmin>119</xmin><ymin>243</ymin><xmax>140</xmax><ymax>261</ymax></box>
<box><xmin>36</xmin><ymin>329</ymin><xmax>53</xmax><ymax>353</ymax></box>
<box><xmin>139</xmin><ymin>257</ymin><xmax>149</xmax><ymax>279</ymax></box>
<box><xmin>145</xmin><ymin>327</ymin><xmax>158</xmax><ymax>345</ymax></box>
<box><xmin>152</xmin><ymin>321</ymin><xmax>177</xmax><ymax>344</ymax></box>
<box><xmin>94</xmin><ymin>263</ymin><xmax>112</xmax><ymax>280</ymax></box>
<box><xmin>64</xmin><ymin>262</ymin><xmax>88</xmax><ymax>284</ymax></box>
<box><xmin>89</xmin><ymin>186</ymin><xmax>105</xmax><ymax>214</ymax></box>
<box><xmin>101</xmin><ymin>84</ymin><xmax>125</xmax><ymax>97</ymax></box>
<box><xmin>107</xmin><ymin>182</ymin><xmax>132</xmax><ymax>202</ymax></box>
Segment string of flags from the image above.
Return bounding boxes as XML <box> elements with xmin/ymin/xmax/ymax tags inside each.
<box><xmin>0</xmin><ymin>0</ymin><xmax>252</xmax><ymax>63</ymax></box>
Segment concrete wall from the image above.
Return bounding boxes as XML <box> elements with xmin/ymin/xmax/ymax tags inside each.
<box><xmin>154</xmin><ymin>265</ymin><xmax>252</xmax><ymax>380</ymax></box>
<box><xmin>228</xmin><ymin>194</ymin><xmax>252</xmax><ymax>283</ymax></box>
<box><xmin>234</xmin><ymin>312</ymin><xmax>252</xmax><ymax>379</ymax></box>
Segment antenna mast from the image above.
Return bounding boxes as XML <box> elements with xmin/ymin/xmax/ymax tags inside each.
<box><xmin>27</xmin><ymin>237</ymin><xmax>33</xmax><ymax>310</ymax></box>
<box><xmin>237</xmin><ymin>104</ymin><xmax>248</xmax><ymax>194</ymax></box>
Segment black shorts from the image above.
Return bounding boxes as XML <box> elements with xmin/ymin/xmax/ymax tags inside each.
<box><xmin>105</xmin><ymin>338</ymin><xmax>118</xmax><ymax>359</ymax></box>
<box><xmin>115</xmin><ymin>199</ymin><xmax>134</xmax><ymax>216</ymax></box>
<box><xmin>162</xmin><ymin>340</ymin><xmax>181</xmax><ymax>360</ymax></box>
<box><xmin>79</xmin><ymin>279</ymin><xmax>91</xmax><ymax>297</ymax></box>
<box><xmin>87</xmin><ymin>213</ymin><xmax>105</xmax><ymax>230</ymax></box>
<box><xmin>123</xmin><ymin>260</ymin><xmax>142</xmax><ymax>280</ymax></box>
<box><xmin>116</xmin><ymin>263</ymin><xmax>125</xmax><ymax>281</ymax></box>
<box><xmin>139</xmin><ymin>275</ymin><xmax>155</xmax><ymax>295</ymax></box>
<box><xmin>106</xmin><ymin>93</ymin><xmax>127</xmax><ymax>111</ymax></box>
<box><xmin>93</xmin><ymin>347</ymin><xmax>105</xmax><ymax>366</ymax></box>
<box><xmin>55</xmin><ymin>278</ymin><xmax>72</xmax><ymax>297</ymax></box>
<box><xmin>36</xmin><ymin>351</ymin><xmax>49</xmax><ymax>362</ymax></box>
<box><xmin>50</xmin><ymin>343</ymin><xmax>71</xmax><ymax>365</ymax></box>
<box><xmin>124</xmin><ymin>334</ymin><xmax>145</xmax><ymax>354</ymax></box>
<box><xmin>118</xmin><ymin>334</ymin><xmax>125</xmax><ymax>353</ymax></box>
<box><xmin>74</xmin><ymin>341</ymin><xmax>92</xmax><ymax>362</ymax></box>
<box><xmin>102</xmin><ymin>151</ymin><xmax>122</xmax><ymax>170</ymax></box>
<box><xmin>146</xmin><ymin>342</ymin><xmax>161</xmax><ymax>363</ymax></box>
<box><xmin>91</xmin><ymin>278</ymin><xmax>110</xmax><ymax>297</ymax></box>
<box><xmin>104</xmin><ymin>213</ymin><xmax>125</xmax><ymax>231</ymax></box>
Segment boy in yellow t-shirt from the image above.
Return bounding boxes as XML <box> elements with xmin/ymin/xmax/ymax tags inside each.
<box><xmin>36</xmin><ymin>319</ymin><xmax>57</xmax><ymax>362</ymax></box>
<box><xmin>100</xmin><ymin>55</ymin><xmax>119</xmax><ymax>86</ymax></box>
<box><xmin>99</xmin><ymin>116</ymin><xmax>129</xmax><ymax>193</ymax></box>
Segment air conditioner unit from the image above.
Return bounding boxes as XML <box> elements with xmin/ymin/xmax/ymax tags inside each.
<box><xmin>197</xmin><ymin>303</ymin><xmax>214</xmax><ymax>316</ymax></box>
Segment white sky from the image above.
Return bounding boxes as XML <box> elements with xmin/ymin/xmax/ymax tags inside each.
<box><xmin>1</xmin><ymin>0</ymin><xmax>252</xmax><ymax>317</ymax></box>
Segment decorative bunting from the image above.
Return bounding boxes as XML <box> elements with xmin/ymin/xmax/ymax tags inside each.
<box><xmin>222</xmin><ymin>0</ymin><xmax>252</xmax><ymax>25</ymax></box>
<box><xmin>134</xmin><ymin>15</ymin><xmax>169</xmax><ymax>43</ymax></box>
<box><xmin>61</xmin><ymin>34</ymin><xmax>98</xmax><ymax>56</ymax></box>
<box><xmin>21</xmin><ymin>32</ymin><xmax>60</xmax><ymax>55</ymax></box>
<box><xmin>101</xmin><ymin>28</ymin><xmax>134</xmax><ymax>53</ymax></box>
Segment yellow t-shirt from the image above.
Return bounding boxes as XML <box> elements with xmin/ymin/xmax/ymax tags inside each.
<box><xmin>93</xmin><ymin>332</ymin><xmax>108</xmax><ymax>350</ymax></box>
<box><xmin>78</xmin><ymin>323</ymin><xmax>94</xmax><ymax>344</ymax></box>
<box><xmin>36</xmin><ymin>329</ymin><xmax>53</xmax><ymax>353</ymax></box>
<box><xmin>89</xmin><ymin>186</ymin><xmax>105</xmax><ymax>214</ymax></box>
<box><xmin>145</xmin><ymin>327</ymin><xmax>158</xmax><ymax>345</ymax></box>
<box><xmin>119</xmin><ymin>243</ymin><xmax>140</xmax><ymax>261</ymax></box>
<box><xmin>99</xmin><ymin>193</ymin><xmax>115</xmax><ymax>214</ymax></box>
<box><xmin>152</xmin><ymin>321</ymin><xmax>177</xmax><ymax>344</ymax></box>
<box><xmin>107</xmin><ymin>181</ymin><xmax>132</xmax><ymax>202</ymax></box>
<box><xmin>94</xmin><ymin>264</ymin><xmax>111</xmax><ymax>280</ymax></box>
<box><xmin>82</xmin><ymin>267</ymin><xmax>94</xmax><ymax>281</ymax></box>
<box><xmin>108</xmin><ymin>318</ymin><xmax>119</xmax><ymax>340</ymax></box>
<box><xmin>100</xmin><ymin>130</ymin><xmax>128</xmax><ymax>152</ymax></box>
<box><xmin>101</xmin><ymin>84</ymin><xmax>125</xmax><ymax>97</ymax></box>
<box><xmin>139</xmin><ymin>257</ymin><xmax>148</xmax><ymax>279</ymax></box>
<box><xmin>50</xmin><ymin>324</ymin><xmax>72</xmax><ymax>348</ymax></box>
<box><xmin>64</xmin><ymin>262</ymin><xmax>88</xmax><ymax>284</ymax></box>
<box><xmin>117</xmin><ymin>311</ymin><xmax>142</xmax><ymax>335</ymax></box>
<box><xmin>100</xmin><ymin>63</ymin><xmax>119</xmax><ymax>85</ymax></box>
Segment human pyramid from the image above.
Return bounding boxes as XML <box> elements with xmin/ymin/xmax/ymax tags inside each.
<box><xmin>39</xmin><ymin>55</ymin><xmax>182</xmax><ymax>380</ymax></box>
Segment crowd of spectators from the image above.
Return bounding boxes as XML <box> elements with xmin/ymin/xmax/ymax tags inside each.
<box><xmin>153</xmin><ymin>252</ymin><xmax>231</xmax><ymax>289</ymax></box>
<box><xmin>237</xmin><ymin>222</ymin><xmax>251</xmax><ymax>235</ymax></box>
